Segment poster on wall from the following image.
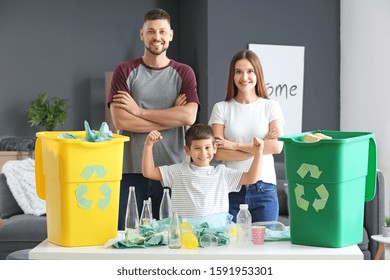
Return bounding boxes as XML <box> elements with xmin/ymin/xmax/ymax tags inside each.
<box><xmin>249</xmin><ymin>44</ymin><xmax>305</xmax><ymax>135</ymax></box>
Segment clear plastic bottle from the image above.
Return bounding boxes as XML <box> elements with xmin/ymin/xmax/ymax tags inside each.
<box><xmin>159</xmin><ymin>188</ymin><xmax>173</xmax><ymax>220</ymax></box>
<box><xmin>168</xmin><ymin>209</ymin><xmax>181</xmax><ymax>249</ymax></box>
<box><xmin>140</xmin><ymin>200</ymin><xmax>152</xmax><ymax>226</ymax></box>
<box><xmin>199</xmin><ymin>233</ymin><xmax>218</xmax><ymax>248</ymax></box>
<box><xmin>236</xmin><ymin>204</ymin><xmax>252</xmax><ymax>247</ymax></box>
<box><xmin>125</xmin><ymin>186</ymin><xmax>139</xmax><ymax>236</ymax></box>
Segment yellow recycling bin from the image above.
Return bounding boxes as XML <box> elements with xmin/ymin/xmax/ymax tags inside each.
<box><xmin>35</xmin><ymin>131</ymin><xmax>129</xmax><ymax>246</ymax></box>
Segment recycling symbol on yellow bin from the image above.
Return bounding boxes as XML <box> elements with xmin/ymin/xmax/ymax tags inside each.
<box><xmin>295</xmin><ymin>163</ymin><xmax>329</xmax><ymax>212</ymax></box>
<box><xmin>75</xmin><ymin>165</ymin><xmax>111</xmax><ymax>211</ymax></box>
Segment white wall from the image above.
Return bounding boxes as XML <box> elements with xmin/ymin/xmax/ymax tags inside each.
<box><xmin>341</xmin><ymin>0</ymin><xmax>390</xmax><ymax>216</ymax></box>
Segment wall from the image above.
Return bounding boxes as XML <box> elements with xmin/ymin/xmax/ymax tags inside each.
<box><xmin>340</xmin><ymin>0</ymin><xmax>390</xmax><ymax>216</ymax></box>
<box><xmin>0</xmin><ymin>0</ymin><xmax>340</xmax><ymax>138</ymax></box>
<box><xmin>178</xmin><ymin>0</ymin><xmax>208</xmax><ymax>123</ymax></box>
<box><xmin>0</xmin><ymin>0</ymin><xmax>180</xmax><ymax>134</ymax></box>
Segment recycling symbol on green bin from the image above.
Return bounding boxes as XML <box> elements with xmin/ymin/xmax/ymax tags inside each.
<box><xmin>75</xmin><ymin>165</ymin><xmax>111</xmax><ymax>211</ymax></box>
<box><xmin>294</xmin><ymin>163</ymin><xmax>329</xmax><ymax>212</ymax></box>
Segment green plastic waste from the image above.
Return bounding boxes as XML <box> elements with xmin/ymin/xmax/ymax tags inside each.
<box><xmin>57</xmin><ymin>121</ymin><xmax>113</xmax><ymax>142</ymax></box>
<box><xmin>105</xmin><ymin>212</ymin><xmax>234</xmax><ymax>249</ymax></box>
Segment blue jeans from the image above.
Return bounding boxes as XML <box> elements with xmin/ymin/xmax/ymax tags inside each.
<box><xmin>117</xmin><ymin>173</ymin><xmax>164</xmax><ymax>230</ymax></box>
<box><xmin>229</xmin><ymin>181</ymin><xmax>279</xmax><ymax>223</ymax></box>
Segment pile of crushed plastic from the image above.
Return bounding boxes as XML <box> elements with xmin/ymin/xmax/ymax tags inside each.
<box><xmin>57</xmin><ymin>121</ymin><xmax>113</xmax><ymax>142</ymax></box>
<box><xmin>104</xmin><ymin>212</ymin><xmax>234</xmax><ymax>249</ymax></box>
<box><xmin>252</xmin><ymin>221</ymin><xmax>291</xmax><ymax>241</ymax></box>
<box><xmin>104</xmin><ymin>213</ymin><xmax>291</xmax><ymax>249</ymax></box>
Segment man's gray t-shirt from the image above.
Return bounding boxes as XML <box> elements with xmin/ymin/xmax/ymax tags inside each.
<box><xmin>108</xmin><ymin>57</ymin><xmax>199</xmax><ymax>173</ymax></box>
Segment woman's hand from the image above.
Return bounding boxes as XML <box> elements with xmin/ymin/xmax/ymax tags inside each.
<box><xmin>215</xmin><ymin>135</ymin><xmax>237</xmax><ymax>150</ymax></box>
<box><xmin>264</xmin><ymin>128</ymin><xmax>279</xmax><ymax>140</ymax></box>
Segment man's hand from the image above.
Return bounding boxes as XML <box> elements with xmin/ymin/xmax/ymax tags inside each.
<box><xmin>175</xmin><ymin>94</ymin><xmax>187</xmax><ymax>106</ymax></box>
<box><xmin>145</xmin><ymin>130</ymin><xmax>163</xmax><ymax>146</ymax></box>
<box><xmin>111</xmin><ymin>91</ymin><xmax>143</xmax><ymax>116</ymax></box>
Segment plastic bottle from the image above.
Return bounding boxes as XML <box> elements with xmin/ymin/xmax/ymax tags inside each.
<box><xmin>168</xmin><ymin>209</ymin><xmax>181</xmax><ymax>249</ymax></box>
<box><xmin>179</xmin><ymin>221</ymin><xmax>198</xmax><ymax>249</ymax></box>
<box><xmin>236</xmin><ymin>204</ymin><xmax>252</xmax><ymax>247</ymax></box>
<box><xmin>125</xmin><ymin>186</ymin><xmax>139</xmax><ymax>237</ymax></box>
<box><xmin>159</xmin><ymin>188</ymin><xmax>173</xmax><ymax>220</ymax></box>
<box><xmin>140</xmin><ymin>200</ymin><xmax>152</xmax><ymax>226</ymax></box>
<box><xmin>180</xmin><ymin>232</ymin><xmax>199</xmax><ymax>249</ymax></box>
<box><xmin>199</xmin><ymin>233</ymin><xmax>218</xmax><ymax>248</ymax></box>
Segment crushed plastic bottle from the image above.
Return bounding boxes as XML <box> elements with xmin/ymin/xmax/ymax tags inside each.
<box><xmin>180</xmin><ymin>232</ymin><xmax>198</xmax><ymax>249</ymax></box>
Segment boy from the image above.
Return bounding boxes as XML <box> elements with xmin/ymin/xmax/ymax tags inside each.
<box><xmin>142</xmin><ymin>124</ymin><xmax>263</xmax><ymax>218</ymax></box>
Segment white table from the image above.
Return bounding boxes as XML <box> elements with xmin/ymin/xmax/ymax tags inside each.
<box><xmin>371</xmin><ymin>234</ymin><xmax>390</xmax><ymax>260</ymax></box>
<box><xmin>29</xmin><ymin>239</ymin><xmax>363</xmax><ymax>260</ymax></box>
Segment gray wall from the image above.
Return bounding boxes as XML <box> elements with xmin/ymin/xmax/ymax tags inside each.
<box><xmin>178</xmin><ymin>0</ymin><xmax>208</xmax><ymax>123</ymax></box>
<box><xmin>0</xmin><ymin>0</ymin><xmax>180</xmax><ymax>135</ymax></box>
<box><xmin>0</xmin><ymin>0</ymin><xmax>340</xmax><ymax>138</ymax></box>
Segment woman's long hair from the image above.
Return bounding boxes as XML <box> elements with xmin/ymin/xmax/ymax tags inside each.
<box><xmin>225</xmin><ymin>50</ymin><xmax>269</xmax><ymax>101</ymax></box>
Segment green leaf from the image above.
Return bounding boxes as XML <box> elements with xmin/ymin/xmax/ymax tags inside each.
<box><xmin>27</xmin><ymin>93</ymin><xmax>69</xmax><ymax>131</ymax></box>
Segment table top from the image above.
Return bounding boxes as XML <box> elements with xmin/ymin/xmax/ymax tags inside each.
<box><xmin>29</xmin><ymin>239</ymin><xmax>363</xmax><ymax>260</ymax></box>
<box><xmin>371</xmin><ymin>234</ymin><xmax>390</xmax><ymax>244</ymax></box>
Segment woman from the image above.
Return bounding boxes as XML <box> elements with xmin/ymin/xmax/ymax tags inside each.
<box><xmin>208</xmin><ymin>49</ymin><xmax>284</xmax><ymax>222</ymax></box>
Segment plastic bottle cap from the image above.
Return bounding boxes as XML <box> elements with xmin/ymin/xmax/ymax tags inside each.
<box><xmin>230</xmin><ymin>225</ymin><xmax>237</xmax><ymax>237</ymax></box>
<box><xmin>239</xmin><ymin>204</ymin><xmax>249</xmax><ymax>210</ymax></box>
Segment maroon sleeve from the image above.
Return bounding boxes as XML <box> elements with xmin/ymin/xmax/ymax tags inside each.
<box><xmin>171</xmin><ymin>61</ymin><xmax>200</xmax><ymax>106</ymax></box>
<box><xmin>181</xmin><ymin>66</ymin><xmax>200</xmax><ymax>105</ymax></box>
<box><xmin>107</xmin><ymin>59</ymin><xmax>141</xmax><ymax>108</ymax></box>
<box><xmin>107</xmin><ymin>63</ymin><xmax>129</xmax><ymax>108</ymax></box>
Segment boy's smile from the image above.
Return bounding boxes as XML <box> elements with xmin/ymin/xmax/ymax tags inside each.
<box><xmin>185</xmin><ymin>139</ymin><xmax>217</xmax><ymax>167</ymax></box>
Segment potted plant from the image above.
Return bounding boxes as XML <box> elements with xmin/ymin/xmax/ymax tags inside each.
<box><xmin>28</xmin><ymin>93</ymin><xmax>69</xmax><ymax>131</ymax></box>
<box><xmin>383</xmin><ymin>216</ymin><xmax>390</xmax><ymax>237</ymax></box>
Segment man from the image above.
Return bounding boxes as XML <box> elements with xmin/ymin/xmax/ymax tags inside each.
<box><xmin>107</xmin><ymin>8</ymin><xmax>199</xmax><ymax>229</ymax></box>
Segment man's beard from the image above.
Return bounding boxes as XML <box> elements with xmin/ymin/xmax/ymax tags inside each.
<box><xmin>145</xmin><ymin>45</ymin><xmax>167</xmax><ymax>56</ymax></box>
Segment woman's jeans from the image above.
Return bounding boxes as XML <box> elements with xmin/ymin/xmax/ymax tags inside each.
<box><xmin>229</xmin><ymin>181</ymin><xmax>279</xmax><ymax>223</ymax></box>
<box><xmin>117</xmin><ymin>173</ymin><xmax>164</xmax><ymax>230</ymax></box>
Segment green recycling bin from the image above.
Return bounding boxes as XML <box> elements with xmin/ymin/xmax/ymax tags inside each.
<box><xmin>279</xmin><ymin>130</ymin><xmax>376</xmax><ymax>248</ymax></box>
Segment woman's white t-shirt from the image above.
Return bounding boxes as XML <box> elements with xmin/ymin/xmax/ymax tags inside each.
<box><xmin>208</xmin><ymin>98</ymin><xmax>284</xmax><ymax>185</ymax></box>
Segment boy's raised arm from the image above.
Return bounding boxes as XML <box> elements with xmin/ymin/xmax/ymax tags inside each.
<box><xmin>142</xmin><ymin>130</ymin><xmax>163</xmax><ymax>181</ymax></box>
<box><xmin>239</xmin><ymin>137</ymin><xmax>264</xmax><ymax>185</ymax></box>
